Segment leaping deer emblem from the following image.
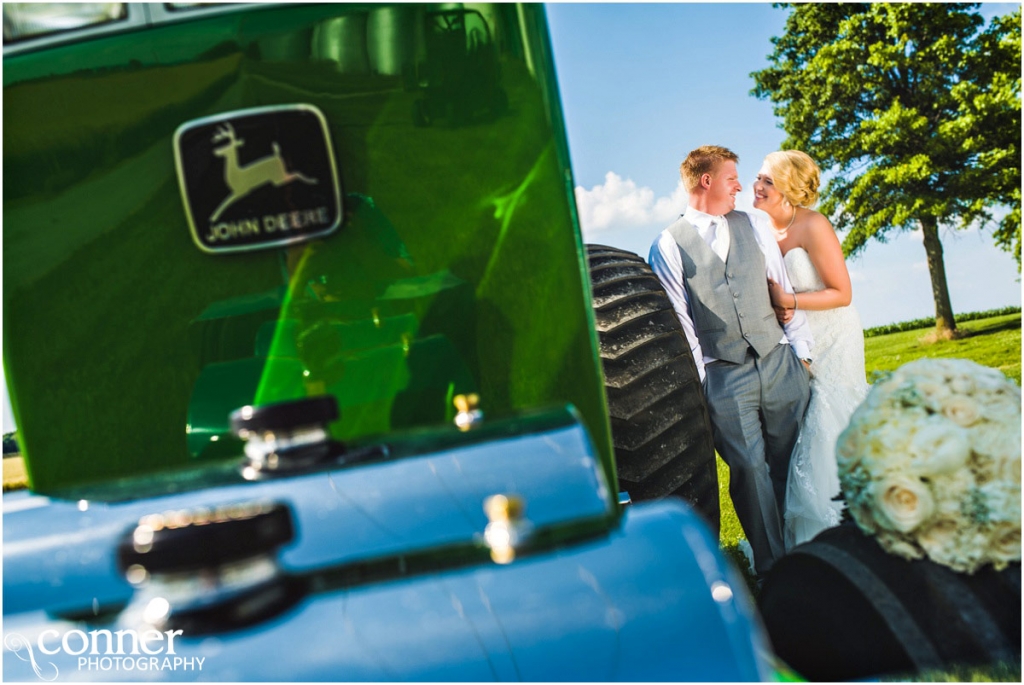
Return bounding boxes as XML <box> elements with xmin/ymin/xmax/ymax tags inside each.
<box><xmin>209</xmin><ymin>123</ymin><xmax>318</xmax><ymax>222</ymax></box>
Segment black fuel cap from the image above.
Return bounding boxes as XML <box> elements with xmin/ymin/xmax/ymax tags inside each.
<box><xmin>230</xmin><ymin>396</ymin><xmax>341</xmax><ymax>476</ymax></box>
<box><xmin>117</xmin><ymin>501</ymin><xmax>293</xmax><ymax>575</ymax></box>
<box><xmin>230</xmin><ymin>395</ymin><xmax>338</xmax><ymax>435</ymax></box>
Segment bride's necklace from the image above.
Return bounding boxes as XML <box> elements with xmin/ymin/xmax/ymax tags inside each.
<box><xmin>772</xmin><ymin>206</ymin><xmax>798</xmax><ymax>239</ymax></box>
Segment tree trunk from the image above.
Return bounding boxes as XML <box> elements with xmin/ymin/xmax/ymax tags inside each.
<box><xmin>919</xmin><ymin>216</ymin><xmax>958</xmax><ymax>340</ymax></box>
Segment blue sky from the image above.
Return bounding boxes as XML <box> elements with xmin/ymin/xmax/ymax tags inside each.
<box><xmin>546</xmin><ymin>2</ymin><xmax>1022</xmax><ymax>329</ymax></box>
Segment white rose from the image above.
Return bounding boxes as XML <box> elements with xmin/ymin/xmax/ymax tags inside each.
<box><xmin>916</xmin><ymin>517</ymin><xmax>960</xmax><ymax>561</ymax></box>
<box><xmin>931</xmin><ymin>468</ymin><xmax>976</xmax><ymax>510</ymax></box>
<box><xmin>940</xmin><ymin>394</ymin><xmax>982</xmax><ymax>427</ymax></box>
<box><xmin>920</xmin><ymin>520</ymin><xmax>988</xmax><ymax>573</ymax></box>
<box><xmin>971</xmin><ymin>424</ymin><xmax>1021</xmax><ymax>462</ymax></box>
<box><xmin>977</xmin><ymin>396</ymin><xmax>1021</xmax><ymax>423</ymax></box>
<box><xmin>898</xmin><ymin>360</ymin><xmax>945</xmax><ymax>388</ymax></box>
<box><xmin>998</xmin><ymin>454</ymin><xmax>1022</xmax><ymax>485</ymax></box>
<box><xmin>988</xmin><ymin>521</ymin><xmax>1021</xmax><ymax>567</ymax></box>
<box><xmin>907</xmin><ymin>419</ymin><xmax>970</xmax><ymax>474</ymax></box>
<box><xmin>949</xmin><ymin>374</ymin><xmax>976</xmax><ymax>396</ymax></box>
<box><xmin>868</xmin><ymin>416</ymin><xmax>922</xmax><ymax>461</ymax></box>
<box><xmin>933</xmin><ymin>497</ymin><xmax>964</xmax><ymax>520</ymax></box>
<box><xmin>915</xmin><ymin>380</ymin><xmax>951</xmax><ymax>411</ymax></box>
<box><xmin>873</xmin><ymin>476</ymin><xmax>935</xmax><ymax>533</ymax></box>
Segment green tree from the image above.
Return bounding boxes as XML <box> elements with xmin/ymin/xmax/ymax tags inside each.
<box><xmin>2</xmin><ymin>432</ymin><xmax>18</xmax><ymax>455</ymax></box>
<box><xmin>752</xmin><ymin>3</ymin><xmax>1021</xmax><ymax>340</ymax></box>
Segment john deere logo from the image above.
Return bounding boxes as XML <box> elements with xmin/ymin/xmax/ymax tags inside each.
<box><xmin>174</xmin><ymin>105</ymin><xmax>342</xmax><ymax>254</ymax></box>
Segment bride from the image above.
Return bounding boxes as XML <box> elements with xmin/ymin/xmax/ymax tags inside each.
<box><xmin>752</xmin><ymin>150</ymin><xmax>870</xmax><ymax>549</ymax></box>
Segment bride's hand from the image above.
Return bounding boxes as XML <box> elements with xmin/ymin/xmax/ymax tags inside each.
<box><xmin>767</xmin><ymin>278</ymin><xmax>790</xmax><ymax>308</ymax></box>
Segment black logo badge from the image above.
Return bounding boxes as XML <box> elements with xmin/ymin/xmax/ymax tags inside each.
<box><xmin>174</xmin><ymin>105</ymin><xmax>342</xmax><ymax>254</ymax></box>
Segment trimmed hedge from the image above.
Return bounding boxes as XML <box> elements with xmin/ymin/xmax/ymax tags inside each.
<box><xmin>864</xmin><ymin>307</ymin><xmax>1022</xmax><ymax>338</ymax></box>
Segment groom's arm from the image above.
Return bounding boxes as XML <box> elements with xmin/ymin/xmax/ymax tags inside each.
<box><xmin>747</xmin><ymin>215</ymin><xmax>814</xmax><ymax>361</ymax></box>
<box><xmin>649</xmin><ymin>231</ymin><xmax>707</xmax><ymax>382</ymax></box>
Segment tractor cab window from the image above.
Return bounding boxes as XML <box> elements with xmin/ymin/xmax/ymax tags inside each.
<box><xmin>3</xmin><ymin>2</ymin><xmax>246</xmax><ymax>54</ymax></box>
<box><xmin>463</xmin><ymin>10</ymin><xmax>493</xmax><ymax>50</ymax></box>
<box><xmin>3</xmin><ymin>3</ymin><xmax>126</xmax><ymax>44</ymax></box>
<box><xmin>426</xmin><ymin>9</ymin><xmax>493</xmax><ymax>53</ymax></box>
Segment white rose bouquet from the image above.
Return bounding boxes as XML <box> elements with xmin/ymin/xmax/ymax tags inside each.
<box><xmin>836</xmin><ymin>358</ymin><xmax>1021</xmax><ymax>573</ymax></box>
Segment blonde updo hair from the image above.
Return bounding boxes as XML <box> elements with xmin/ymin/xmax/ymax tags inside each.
<box><xmin>763</xmin><ymin>150</ymin><xmax>821</xmax><ymax>208</ymax></box>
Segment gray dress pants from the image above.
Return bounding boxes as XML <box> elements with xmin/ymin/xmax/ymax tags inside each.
<box><xmin>703</xmin><ymin>343</ymin><xmax>810</xmax><ymax>576</ymax></box>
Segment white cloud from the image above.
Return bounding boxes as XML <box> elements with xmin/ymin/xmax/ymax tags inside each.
<box><xmin>574</xmin><ymin>172</ymin><xmax>687</xmax><ymax>239</ymax></box>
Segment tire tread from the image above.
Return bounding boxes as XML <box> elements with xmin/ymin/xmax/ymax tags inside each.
<box><xmin>586</xmin><ymin>244</ymin><xmax>719</xmax><ymax>532</ymax></box>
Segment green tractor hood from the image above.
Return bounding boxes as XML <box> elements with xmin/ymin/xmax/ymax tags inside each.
<box><xmin>3</xmin><ymin>2</ymin><xmax>613</xmax><ymax>494</ymax></box>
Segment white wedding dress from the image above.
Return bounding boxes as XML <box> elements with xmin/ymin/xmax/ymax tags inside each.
<box><xmin>783</xmin><ymin>247</ymin><xmax>870</xmax><ymax>549</ymax></box>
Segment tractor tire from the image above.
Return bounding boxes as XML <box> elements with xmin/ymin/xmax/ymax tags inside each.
<box><xmin>587</xmin><ymin>244</ymin><xmax>720</xmax><ymax>533</ymax></box>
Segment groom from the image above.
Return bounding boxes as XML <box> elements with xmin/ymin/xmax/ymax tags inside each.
<box><xmin>649</xmin><ymin>145</ymin><xmax>812</xmax><ymax>578</ymax></box>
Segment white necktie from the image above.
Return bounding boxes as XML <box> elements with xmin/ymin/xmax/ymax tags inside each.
<box><xmin>710</xmin><ymin>217</ymin><xmax>730</xmax><ymax>261</ymax></box>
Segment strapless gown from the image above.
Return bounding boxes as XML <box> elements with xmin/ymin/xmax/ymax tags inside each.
<box><xmin>784</xmin><ymin>247</ymin><xmax>870</xmax><ymax>549</ymax></box>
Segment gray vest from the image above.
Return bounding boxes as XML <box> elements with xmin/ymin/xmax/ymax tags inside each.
<box><xmin>666</xmin><ymin>211</ymin><xmax>784</xmax><ymax>364</ymax></box>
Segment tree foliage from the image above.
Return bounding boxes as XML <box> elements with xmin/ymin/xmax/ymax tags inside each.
<box><xmin>2</xmin><ymin>432</ymin><xmax>19</xmax><ymax>455</ymax></box>
<box><xmin>752</xmin><ymin>4</ymin><xmax>1020</xmax><ymax>331</ymax></box>
<box><xmin>959</xmin><ymin>8</ymin><xmax>1022</xmax><ymax>269</ymax></box>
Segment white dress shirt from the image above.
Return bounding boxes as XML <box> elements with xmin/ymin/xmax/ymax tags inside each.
<box><xmin>649</xmin><ymin>206</ymin><xmax>813</xmax><ymax>381</ymax></box>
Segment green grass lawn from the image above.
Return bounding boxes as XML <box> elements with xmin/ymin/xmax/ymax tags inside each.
<box><xmin>864</xmin><ymin>312</ymin><xmax>1021</xmax><ymax>384</ymax></box>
